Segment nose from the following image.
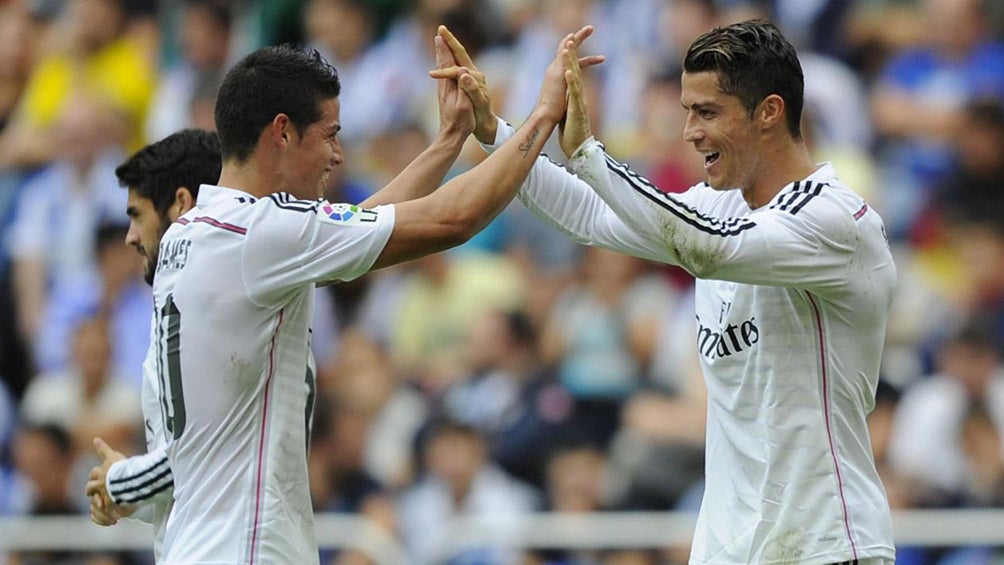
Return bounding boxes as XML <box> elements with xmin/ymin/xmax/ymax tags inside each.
<box><xmin>331</xmin><ymin>138</ymin><xmax>344</xmax><ymax>166</ymax></box>
<box><xmin>125</xmin><ymin>222</ymin><xmax>140</xmax><ymax>248</ymax></box>
<box><xmin>683</xmin><ymin>112</ymin><xmax>703</xmax><ymax>143</ymax></box>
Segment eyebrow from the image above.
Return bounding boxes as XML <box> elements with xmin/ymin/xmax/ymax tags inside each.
<box><xmin>682</xmin><ymin>101</ymin><xmax>719</xmax><ymax>111</ymax></box>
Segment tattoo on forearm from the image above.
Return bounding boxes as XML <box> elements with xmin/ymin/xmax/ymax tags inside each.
<box><xmin>518</xmin><ymin>128</ymin><xmax>540</xmax><ymax>158</ymax></box>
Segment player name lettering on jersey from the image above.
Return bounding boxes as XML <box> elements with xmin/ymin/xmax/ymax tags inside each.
<box><xmin>696</xmin><ymin>314</ymin><xmax>760</xmax><ymax>360</ymax></box>
<box><xmin>157</xmin><ymin>239</ymin><xmax>191</xmax><ymax>273</ymax></box>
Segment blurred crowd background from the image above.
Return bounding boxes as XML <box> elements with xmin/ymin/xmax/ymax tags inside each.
<box><xmin>0</xmin><ymin>0</ymin><xmax>1003</xmax><ymax>564</ymax></box>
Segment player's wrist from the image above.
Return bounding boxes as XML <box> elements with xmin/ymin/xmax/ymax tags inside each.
<box><xmin>432</xmin><ymin>126</ymin><xmax>469</xmax><ymax>152</ymax></box>
<box><xmin>473</xmin><ymin>113</ymin><xmax>499</xmax><ymax>145</ymax></box>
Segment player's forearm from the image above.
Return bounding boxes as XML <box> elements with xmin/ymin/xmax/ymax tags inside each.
<box><xmin>359</xmin><ymin>132</ymin><xmax>467</xmax><ymax>208</ymax></box>
<box><xmin>485</xmin><ymin>117</ymin><xmax>669</xmax><ymax>261</ymax></box>
<box><xmin>436</xmin><ymin>110</ymin><xmax>557</xmax><ymax>240</ymax></box>
<box><xmin>106</xmin><ymin>448</ymin><xmax>173</xmax><ymax>507</ymax></box>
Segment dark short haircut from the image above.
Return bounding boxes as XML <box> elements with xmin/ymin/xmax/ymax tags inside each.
<box><xmin>214</xmin><ymin>45</ymin><xmax>341</xmax><ymax>163</ymax></box>
<box><xmin>116</xmin><ymin>128</ymin><xmax>221</xmax><ymax>216</ymax></box>
<box><xmin>683</xmin><ymin>19</ymin><xmax>804</xmax><ymax>139</ymax></box>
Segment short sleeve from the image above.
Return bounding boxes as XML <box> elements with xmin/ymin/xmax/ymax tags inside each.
<box><xmin>241</xmin><ymin>195</ymin><xmax>396</xmax><ymax>306</ymax></box>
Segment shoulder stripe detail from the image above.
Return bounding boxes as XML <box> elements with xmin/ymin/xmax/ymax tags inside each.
<box><xmin>853</xmin><ymin>203</ymin><xmax>869</xmax><ymax>220</ymax></box>
<box><xmin>267</xmin><ymin>192</ymin><xmax>322</xmax><ymax>213</ymax></box>
<box><xmin>193</xmin><ymin>216</ymin><xmax>247</xmax><ymax>235</ymax></box>
<box><xmin>602</xmin><ymin>153</ymin><xmax>756</xmax><ymax>237</ymax></box>
<box><xmin>789</xmin><ymin>182</ymin><xmax>824</xmax><ymax>215</ymax></box>
<box><xmin>108</xmin><ymin>456</ymin><xmax>168</xmax><ymax>484</ymax></box>
<box><xmin>770</xmin><ymin>181</ymin><xmax>827</xmax><ymax>216</ymax></box>
<box><xmin>115</xmin><ymin>480</ymin><xmax>174</xmax><ymax>504</ymax></box>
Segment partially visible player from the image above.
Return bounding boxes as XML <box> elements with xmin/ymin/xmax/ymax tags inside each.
<box><xmin>85</xmin><ymin>128</ymin><xmax>222</xmax><ymax>561</ymax></box>
<box><xmin>149</xmin><ymin>29</ymin><xmax>601</xmax><ymax>565</ymax></box>
<box><xmin>436</xmin><ymin>20</ymin><xmax>897</xmax><ymax>565</ymax></box>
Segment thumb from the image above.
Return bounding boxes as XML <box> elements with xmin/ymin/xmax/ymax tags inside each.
<box><xmin>92</xmin><ymin>437</ymin><xmax>115</xmax><ymax>459</ymax></box>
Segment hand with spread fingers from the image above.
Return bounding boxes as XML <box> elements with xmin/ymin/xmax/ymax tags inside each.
<box><xmin>430</xmin><ymin>25</ymin><xmax>604</xmax><ymax>145</ymax></box>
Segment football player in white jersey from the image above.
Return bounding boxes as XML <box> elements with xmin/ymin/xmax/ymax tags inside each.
<box><xmin>435</xmin><ymin>20</ymin><xmax>897</xmax><ymax>565</ymax></box>
<box><xmin>84</xmin><ymin>129</ymin><xmax>222</xmax><ymax>560</ymax></box>
<box><xmin>144</xmin><ymin>28</ymin><xmax>602</xmax><ymax>565</ymax></box>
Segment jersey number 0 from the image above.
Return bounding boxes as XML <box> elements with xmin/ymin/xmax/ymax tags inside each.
<box><xmin>156</xmin><ymin>294</ymin><xmax>187</xmax><ymax>439</ymax></box>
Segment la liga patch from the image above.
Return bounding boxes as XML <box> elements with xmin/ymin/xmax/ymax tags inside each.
<box><xmin>320</xmin><ymin>203</ymin><xmax>378</xmax><ymax>225</ymax></box>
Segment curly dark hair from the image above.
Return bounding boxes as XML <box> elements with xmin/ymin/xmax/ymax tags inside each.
<box><xmin>115</xmin><ymin>129</ymin><xmax>221</xmax><ymax>216</ymax></box>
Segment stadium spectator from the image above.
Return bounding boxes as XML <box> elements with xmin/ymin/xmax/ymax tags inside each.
<box><xmin>397</xmin><ymin>420</ymin><xmax>540</xmax><ymax>565</ymax></box>
<box><xmin>870</xmin><ymin>0</ymin><xmax>1004</xmax><ymax>238</ymax></box>
<box><xmin>33</xmin><ymin>223</ymin><xmax>150</xmax><ymax>386</ymax></box>
<box><xmin>147</xmin><ymin>0</ymin><xmax>233</xmax><ymax>141</ymax></box>
<box><xmin>19</xmin><ymin>315</ymin><xmax>140</xmax><ymax>454</ymax></box>
<box><xmin>0</xmin><ymin>0</ymin><xmax>156</xmax><ymax>169</ymax></box>
<box><xmin>888</xmin><ymin>320</ymin><xmax>1004</xmax><ymax>501</ymax></box>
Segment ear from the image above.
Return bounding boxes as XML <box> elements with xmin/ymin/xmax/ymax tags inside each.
<box><xmin>169</xmin><ymin>186</ymin><xmax>196</xmax><ymax>221</ymax></box>
<box><xmin>758</xmin><ymin>94</ymin><xmax>786</xmax><ymax>132</ymax></box>
<box><xmin>269</xmin><ymin>113</ymin><xmax>293</xmax><ymax>147</ymax></box>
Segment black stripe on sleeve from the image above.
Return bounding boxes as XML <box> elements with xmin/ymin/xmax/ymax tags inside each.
<box><xmin>108</xmin><ymin>456</ymin><xmax>169</xmax><ymax>484</ymax></box>
<box><xmin>602</xmin><ymin>155</ymin><xmax>755</xmax><ymax>237</ymax></box>
<box><xmin>108</xmin><ymin>466</ymin><xmax>173</xmax><ymax>498</ymax></box>
<box><xmin>116</xmin><ymin>480</ymin><xmax>175</xmax><ymax>504</ymax></box>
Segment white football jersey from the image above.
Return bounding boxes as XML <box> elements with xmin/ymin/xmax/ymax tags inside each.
<box><xmin>488</xmin><ymin>121</ymin><xmax>896</xmax><ymax>564</ymax></box>
<box><xmin>149</xmin><ymin>185</ymin><xmax>394</xmax><ymax>564</ymax></box>
<box><xmin>105</xmin><ymin>344</ymin><xmax>173</xmax><ymax>561</ymax></box>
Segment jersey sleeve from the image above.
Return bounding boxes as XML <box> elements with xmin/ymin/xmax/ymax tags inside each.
<box><xmin>481</xmin><ymin>119</ymin><xmax>676</xmax><ymax>263</ymax></box>
<box><xmin>241</xmin><ymin>196</ymin><xmax>396</xmax><ymax>306</ymax></box>
<box><xmin>105</xmin><ymin>446</ymin><xmax>173</xmax><ymax>515</ymax></box>
<box><xmin>566</xmin><ymin>139</ymin><xmax>857</xmax><ymax>290</ymax></box>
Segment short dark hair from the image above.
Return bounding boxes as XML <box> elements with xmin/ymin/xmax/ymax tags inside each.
<box><xmin>683</xmin><ymin>19</ymin><xmax>804</xmax><ymax>139</ymax></box>
<box><xmin>116</xmin><ymin>128</ymin><xmax>221</xmax><ymax>216</ymax></box>
<box><xmin>214</xmin><ymin>45</ymin><xmax>341</xmax><ymax>163</ymax></box>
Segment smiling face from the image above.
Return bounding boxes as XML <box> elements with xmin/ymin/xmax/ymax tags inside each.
<box><xmin>681</xmin><ymin>70</ymin><xmax>762</xmax><ymax>192</ymax></box>
<box><xmin>125</xmin><ymin>190</ymin><xmax>169</xmax><ymax>285</ymax></box>
<box><xmin>280</xmin><ymin>97</ymin><xmax>344</xmax><ymax>200</ymax></box>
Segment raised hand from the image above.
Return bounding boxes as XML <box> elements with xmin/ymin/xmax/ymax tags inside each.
<box><xmin>534</xmin><ymin>25</ymin><xmax>602</xmax><ymax>128</ymax></box>
<box><xmin>431</xmin><ymin>25</ymin><xmax>603</xmax><ymax>144</ymax></box>
<box><xmin>85</xmin><ymin>437</ymin><xmax>129</xmax><ymax>526</ymax></box>
<box><xmin>430</xmin><ymin>26</ymin><xmax>496</xmax><ymax>144</ymax></box>
<box><xmin>560</xmin><ymin>38</ymin><xmax>593</xmax><ymax>157</ymax></box>
<box><xmin>433</xmin><ymin>34</ymin><xmax>474</xmax><ymax>141</ymax></box>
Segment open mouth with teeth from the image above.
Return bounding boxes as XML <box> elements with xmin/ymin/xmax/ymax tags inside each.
<box><xmin>704</xmin><ymin>151</ymin><xmax>720</xmax><ymax>168</ymax></box>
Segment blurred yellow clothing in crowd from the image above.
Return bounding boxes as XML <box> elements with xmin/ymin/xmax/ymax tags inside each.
<box><xmin>20</xmin><ymin>37</ymin><xmax>155</xmax><ymax>152</ymax></box>
<box><xmin>392</xmin><ymin>252</ymin><xmax>526</xmax><ymax>383</ymax></box>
